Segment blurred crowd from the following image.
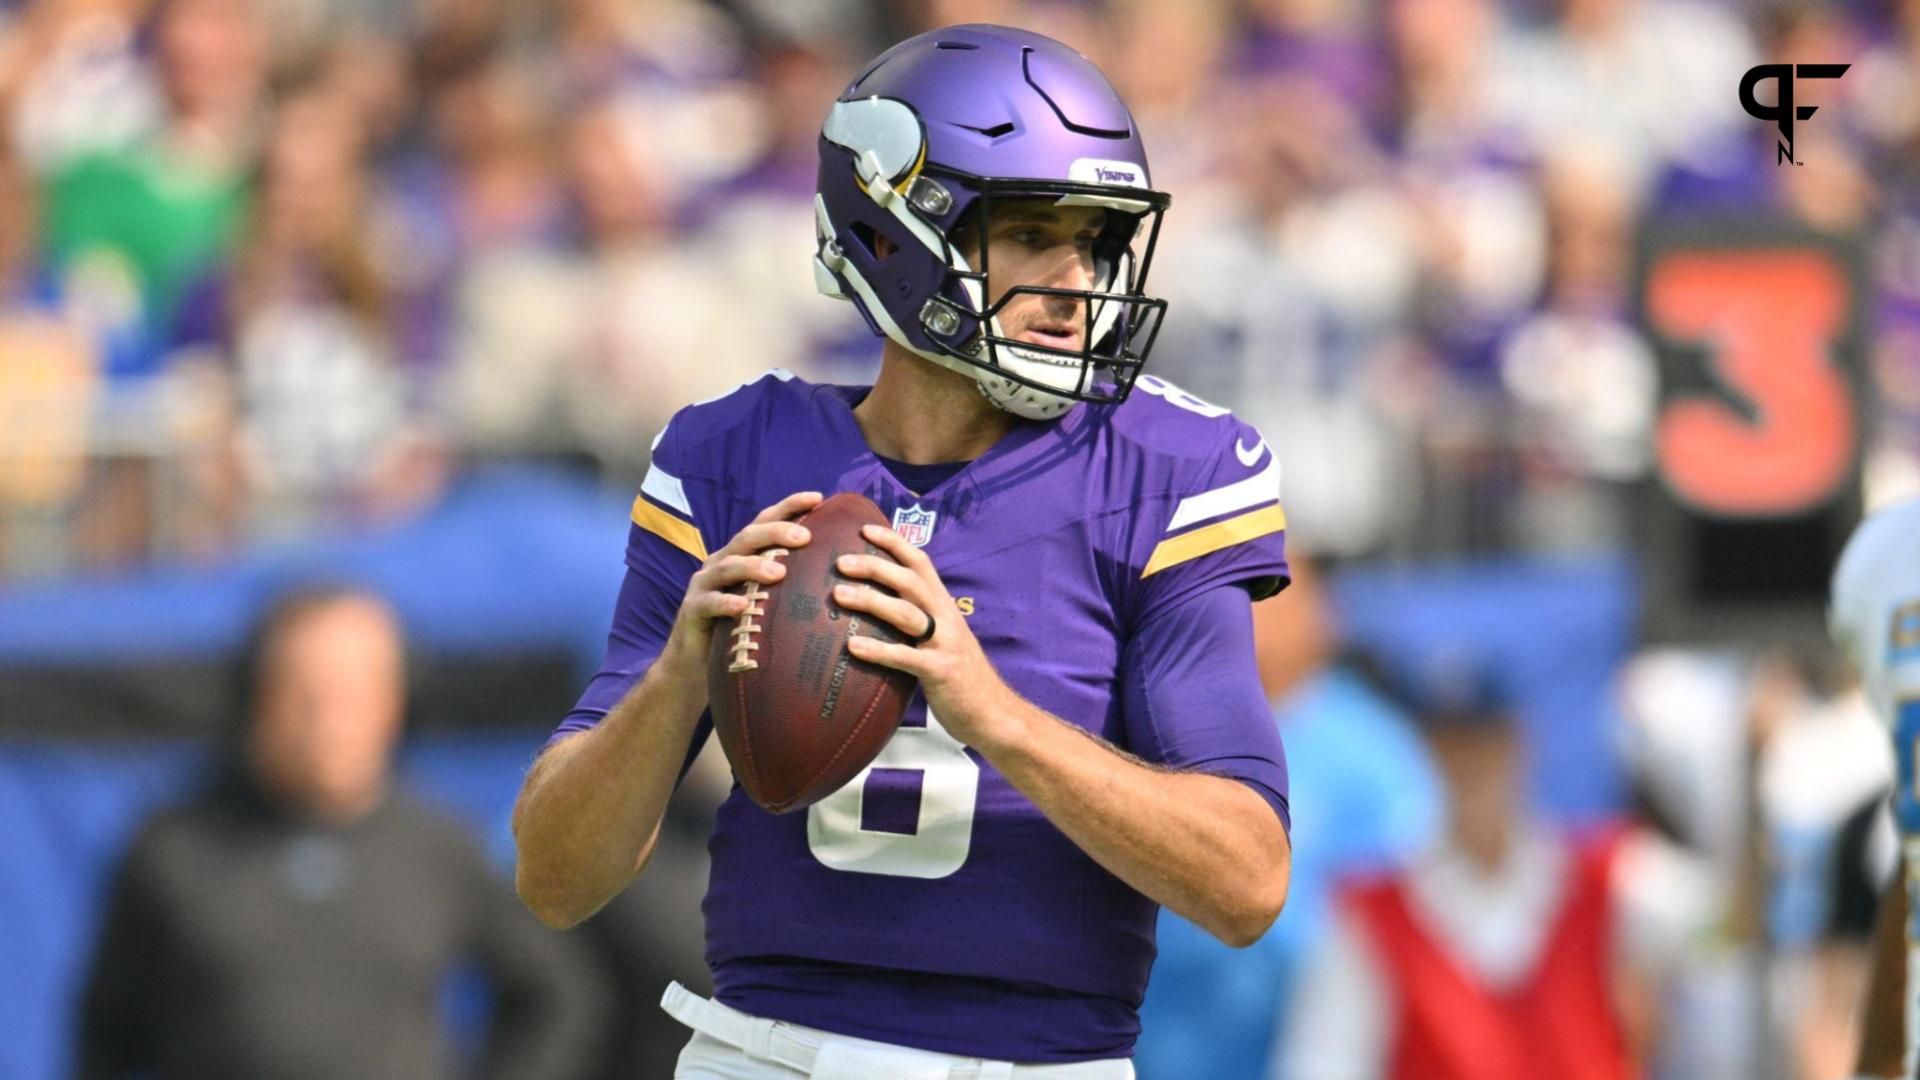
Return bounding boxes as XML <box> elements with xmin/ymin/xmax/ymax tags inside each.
<box><xmin>0</xmin><ymin>0</ymin><xmax>1916</xmax><ymax>576</ymax></box>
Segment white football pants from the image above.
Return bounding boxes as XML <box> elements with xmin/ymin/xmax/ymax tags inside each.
<box><xmin>663</xmin><ymin>982</ymin><xmax>1136</xmax><ymax>1080</ymax></box>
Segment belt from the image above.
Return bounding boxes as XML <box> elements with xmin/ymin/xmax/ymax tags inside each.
<box><xmin>660</xmin><ymin>982</ymin><xmax>1131</xmax><ymax>1079</ymax></box>
<box><xmin>664</xmin><ymin>981</ymin><xmax>829</xmax><ymax>1075</ymax></box>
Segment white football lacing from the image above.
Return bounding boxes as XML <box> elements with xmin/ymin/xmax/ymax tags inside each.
<box><xmin>727</xmin><ymin>549</ymin><xmax>788</xmax><ymax>673</ymax></box>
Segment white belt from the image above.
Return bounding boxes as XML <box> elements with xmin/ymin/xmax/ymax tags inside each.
<box><xmin>660</xmin><ymin>982</ymin><xmax>1132</xmax><ymax>1080</ymax></box>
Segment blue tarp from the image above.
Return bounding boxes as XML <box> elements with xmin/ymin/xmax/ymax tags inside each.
<box><xmin>0</xmin><ymin>466</ymin><xmax>633</xmax><ymax>668</ymax></box>
<box><xmin>1331</xmin><ymin>556</ymin><xmax>1637</xmax><ymax>823</ymax></box>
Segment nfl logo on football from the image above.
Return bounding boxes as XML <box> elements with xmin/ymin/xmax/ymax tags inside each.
<box><xmin>892</xmin><ymin>504</ymin><xmax>938</xmax><ymax>548</ymax></box>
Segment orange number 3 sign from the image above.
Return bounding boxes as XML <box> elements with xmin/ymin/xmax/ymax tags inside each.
<box><xmin>1647</xmin><ymin>249</ymin><xmax>1857</xmax><ymax>518</ymax></box>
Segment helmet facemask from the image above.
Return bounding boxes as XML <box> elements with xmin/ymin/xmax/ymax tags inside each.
<box><xmin>917</xmin><ymin>180</ymin><xmax>1169</xmax><ymax>415</ymax></box>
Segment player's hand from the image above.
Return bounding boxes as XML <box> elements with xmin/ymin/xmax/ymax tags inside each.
<box><xmin>833</xmin><ymin>523</ymin><xmax>1021</xmax><ymax>750</ymax></box>
<box><xmin>660</xmin><ymin>491</ymin><xmax>822</xmax><ymax>684</ymax></box>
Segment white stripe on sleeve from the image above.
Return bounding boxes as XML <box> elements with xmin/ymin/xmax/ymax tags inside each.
<box><xmin>1167</xmin><ymin>454</ymin><xmax>1282</xmax><ymax>534</ymax></box>
<box><xmin>641</xmin><ymin>464</ymin><xmax>694</xmax><ymax>518</ymax></box>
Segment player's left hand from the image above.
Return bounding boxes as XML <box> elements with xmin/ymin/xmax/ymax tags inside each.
<box><xmin>833</xmin><ymin>523</ymin><xmax>1019</xmax><ymax>749</ymax></box>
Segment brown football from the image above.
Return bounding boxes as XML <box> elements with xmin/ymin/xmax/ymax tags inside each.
<box><xmin>707</xmin><ymin>492</ymin><xmax>918</xmax><ymax>813</ymax></box>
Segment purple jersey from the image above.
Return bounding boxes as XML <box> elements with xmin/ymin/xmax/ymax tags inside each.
<box><xmin>551</xmin><ymin>369</ymin><xmax>1290</xmax><ymax>1061</ymax></box>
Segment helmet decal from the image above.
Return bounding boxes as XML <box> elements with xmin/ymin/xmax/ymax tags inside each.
<box><xmin>822</xmin><ymin>98</ymin><xmax>927</xmax><ymax>191</ymax></box>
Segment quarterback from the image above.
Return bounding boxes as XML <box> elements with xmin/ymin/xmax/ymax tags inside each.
<box><xmin>512</xmin><ymin>25</ymin><xmax>1293</xmax><ymax>1077</ymax></box>
<box><xmin>1831</xmin><ymin>497</ymin><xmax>1920</xmax><ymax>1080</ymax></box>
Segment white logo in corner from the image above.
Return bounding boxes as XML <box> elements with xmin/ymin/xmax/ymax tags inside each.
<box><xmin>1235</xmin><ymin>437</ymin><xmax>1267</xmax><ymax>468</ymax></box>
<box><xmin>892</xmin><ymin>504</ymin><xmax>938</xmax><ymax>548</ymax></box>
<box><xmin>1069</xmin><ymin>158</ymin><xmax>1146</xmax><ymax>188</ymax></box>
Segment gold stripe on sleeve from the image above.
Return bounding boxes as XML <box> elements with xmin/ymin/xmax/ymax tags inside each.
<box><xmin>631</xmin><ymin>496</ymin><xmax>708</xmax><ymax>562</ymax></box>
<box><xmin>1141</xmin><ymin>504</ymin><xmax>1287</xmax><ymax>580</ymax></box>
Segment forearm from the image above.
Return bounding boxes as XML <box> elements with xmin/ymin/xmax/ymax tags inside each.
<box><xmin>978</xmin><ymin>689</ymin><xmax>1291</xmax><ymax>947</ymax></box>
<box><xmin>512</xmin><ymin>648</ymin><xmax>706</xmax><ymax>929</ymax></box>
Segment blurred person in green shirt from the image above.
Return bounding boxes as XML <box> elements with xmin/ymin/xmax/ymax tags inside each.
<box><xmin>40</xmin><ymin>0</ymin><xmax>264</xmax><ymax>368</ymax></box>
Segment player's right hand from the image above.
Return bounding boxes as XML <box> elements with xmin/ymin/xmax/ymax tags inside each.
<box><xmin>661</xmin><ymin>491</ymin><xmax>822</xmax><ymax>683</ymax></box>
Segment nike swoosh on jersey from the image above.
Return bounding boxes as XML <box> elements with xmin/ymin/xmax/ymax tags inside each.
<box><xmin>1235</xmin><ymin>437</ymin><xmax>1267</xmax><ymax>467</ymax></box>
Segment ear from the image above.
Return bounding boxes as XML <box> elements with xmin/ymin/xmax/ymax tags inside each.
<box><xmin>873</xmin><ymin>232</ymin><xmax>898</xmax><ymax>259</ymax></box>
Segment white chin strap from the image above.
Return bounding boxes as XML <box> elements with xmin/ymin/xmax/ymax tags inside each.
<box><xmin>970</xmin><ymin>248</ymin><xmax>1132</xmax><ymax>420</ymax></box>
<box><xmin>967</xmin><ymin>342</ymin><xmax>1081</xmax><ymax>420</ymax></box>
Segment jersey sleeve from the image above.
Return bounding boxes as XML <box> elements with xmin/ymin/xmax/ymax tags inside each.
<box><xmin>544</xmin><ymin>415</ymin><xmax>726</xmax><ymax>752</ymax></box>
<box><xmin>1127</xmin><ymin>411</ymin><xmax>1290</xmax><ymax>628</ymax></box>
<box><xmin>1120</xmin><ymin>583</ymin><xmax>1290</xmax><ymax>833</ymax></box>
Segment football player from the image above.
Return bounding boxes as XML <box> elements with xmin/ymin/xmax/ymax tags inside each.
<box><xmin>1830</xmin><ymin>497</ymin><xmax>1920</xmax><ymax>1080</ymax></box>
<box><xmin>512</xmin><ymin>25</ymin><xmax>1293</xmax><ymax>1077</ymax></box>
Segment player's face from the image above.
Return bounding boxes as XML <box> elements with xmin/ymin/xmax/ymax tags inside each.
<box><xmin>248</xmin><ymin>598</ymin><xmax>406</xmax><ymax>820</ymax></box>
<box><xmin>970</xmin><ymin>200</ymin><xmax>1110</xmax><ymax>353</ymax></box>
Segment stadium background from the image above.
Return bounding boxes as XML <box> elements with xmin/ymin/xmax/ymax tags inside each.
<box><xmin>0</xmin><ymin>0</ymin><xmax>1906</xmax><ymax>1077</ymax></box>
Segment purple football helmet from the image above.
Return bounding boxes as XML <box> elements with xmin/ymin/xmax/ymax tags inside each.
<box><xmin>813</xmin><ymin>24</ymin><xmax>1170</xmax><ymax>419</ymax></box>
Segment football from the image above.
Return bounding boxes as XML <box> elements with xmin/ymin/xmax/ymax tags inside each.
<box><xmin>707</xmin><ymin>492</ymin><xmax>918</xmax><ymax>813</ymax></box>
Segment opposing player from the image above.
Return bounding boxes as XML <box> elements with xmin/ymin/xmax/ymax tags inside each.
<box><xmin>1830</xmin><ymin>497</ymin><xmax>1920</xmax><ymax>1079</ymax></box>
<box><xmin>512</xmin><ymin>25</ymin><xmax>1293</xmax><ymax>1076</ymax></box>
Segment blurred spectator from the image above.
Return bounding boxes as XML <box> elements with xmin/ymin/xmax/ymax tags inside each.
<box><xmin>1751</xmin><ymin>661</ymin><xmax>1894</xmax><ymax>1080</ymax></box>
<box><xmin>1106</xmin><ymin>0</ymin><xmax>1232</xmax><ymax>188</ymax></box>
<box><xmin>1137</xmin><ymin>554</ymin><xmax>1442</xmax><ymax>1079</ymax></box>
<box><xmin>1649</xmin><ymin>3</ymin><xmax>1870</xmax><ymax>233</ymax></box>
<box><xmin>1150</xmin><ymin>72</ymin><xmax>1420</xmax><ymax>558</ymax></box>
<box><xmin>39</xmin><ymin>0</ymin><xmax>266</xmax><ymax>374</ymax></box>
<box><xmin>440</xmin><ymin>94</ymin><xmax>789</xmax><ymax>477</ymax></box>
<box><xmin>1388</xmin><ymin>0</ymin><xmax>1544</xmax><ymax>355</ymax></box>
<box><xmin>20</xmin><ymin>0</ymin><xmax>270</xmax><ymax>567</ymax></box>
<box><xmin>1378</xmin><ymin>0</ymin><xmax>1549</xmax><ymax>555</ymax></box>
<box><xmin>696</xmin><ymin>32</ymin><xmax>876</xmax><ymax>383</ymax></box>
<box><xmin>375</xmin><ymin>46</ymin><xmax>565</xmax><ymax>370</ymax></box>
<box><xmin>176</xmin><ymin>78</ymin><xmax>441</xmax><ymax>538</ymax></box>
<box><xmin>551</xmin><ymin>0</ymin><xmax>765</xmax><ymax>197</ymax></box>
<box><xmin>2</xmin><ymin>0</ymin><xmax>160</xmax><ymax>170</ymax></box>
<box><xmin>1496</xmin><ymin>153</ymin><xmax>1655</xmax><ymax>552</ymax></box>
<box><xmin>1848</xmin><ymin>1</ymin><xmax>1920</xmax><ymax>503</ymax></box>
<box><xmin>0</xmin><ymin>133</ymin><xmax>97</xmax><ymax>569</ymax></box>
<box><xmin>77</xmin><ymin>584</ymin><xmax>603</xmax><ymax>1080</ymax></box>
<box><xmin>1491</xmin><ymin>0</ymin><xmax>1756</xmax><ymax>204</ymax></box>
<box><xmin>1611</xmin><ymin>649</ymin><xmax>1892</xmax><ymax>1080</ymax></box>
<box><xmin>1276</xmin><ymin>646</ymin><xmax>1705</xmax><ymax>1080</ymax></box>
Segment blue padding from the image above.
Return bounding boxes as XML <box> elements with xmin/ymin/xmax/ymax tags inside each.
<box><xmin>0</xmin><ymin>467</ymin><xmax>631</xmax><ymax>666</ymax></box>
<box><xmin>0</xmin><ymin>742</ymin><xmax>206</xmax><ymax>1080</ymax></box>
<box><xmin>1329</xmin><ymin>556</ymin><xmax>1637</xmax><ymax>823</ymax></box>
